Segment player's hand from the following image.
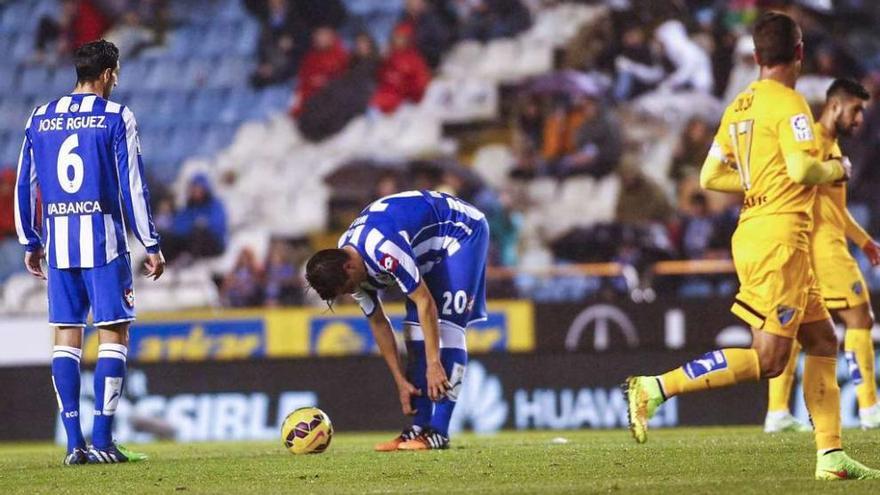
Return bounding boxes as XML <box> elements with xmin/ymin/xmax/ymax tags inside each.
<box><xmin>24</xmin><ymin>248</ymin><xmax>46</xmax><ymax>280</ymax></box>
<box><xmin>862</xmin><ymin>240</ymin><xmax>880</xmax><ymax>266</ymax></box>
<box><xmin>426</xmin><ymin>361</ymin><xmax>451</xmax><ymax>401</ymax></box>
<box><xmin>397</xmin><ymin>380</ymin><xmax>422</xmax><ymax>416</ymax></box>
<box><xmin>839</xmin><ymin>156</ymin><xmax>853</xmax><ymax>182</ymax></box>
<box><xmin>143</xmin><ymin>251</ymin><xmax>166</xmax><ymax>280</ymax></box>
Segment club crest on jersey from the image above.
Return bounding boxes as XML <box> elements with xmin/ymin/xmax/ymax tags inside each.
<box><xmin>379</xmin><ymin>253</ymin><xmax>399</xmax><ymax>272</ymax></box>
<box><xmin>790</xmin><ymin>113</ymin><xmax>813</xmax><ymax>142</ymax></box>
<box><xmin>683</xmin><ymin>350</ymin><xmax>728</xmax><ymax>379</ymax></box>
<box><xmin>853</xmin><ymin>281</ymin><xmax>863</xmax><ymax>295</ymax></box>
<box><xmin>124</xmin><ymin>288</ymin><xmax>135</xmax><ymax>308</ymax></box>
<box><xmin>776</xmin><ymin>305</ymin><xmax>796</xmax><ymax>326</ymax></box>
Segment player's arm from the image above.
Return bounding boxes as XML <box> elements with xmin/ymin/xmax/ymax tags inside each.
<box><xmin>366</xmin><ymin>298</ymin><xmax>422</xmax><ymax>415</ymax></box>
<box><xmin>842</xmin><ymin>207</ymin><xmax>880</xmax><ymax>266</ymax></box>
<box><xmin>699</xmin><ymin>141</ymin><xmax>742</xmax><ymax>192</ymax></box>
<box><xmin>13</xmin><ymin>116</ymin><xmax>45</xmax><ymax>279</ymax></box>
<box><xmin>779</xmin><ymin>102</ymin><xmax>847</xmax><ymax>186</ymax></box>
<box><xmin>408</xmin><ymin>281</ymin><xmax>450</xmax><ymax>401</ymax></box>
<box><xmin>115</xmin><ymin>107</ymin><xmax>165</xmax><ymax>279</ymax></box>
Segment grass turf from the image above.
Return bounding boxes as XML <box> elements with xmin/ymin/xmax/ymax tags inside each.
<box><xmin>1</xmin><ymin>427</ymin><xmax>879</xmax><ymax>494</ymax></box>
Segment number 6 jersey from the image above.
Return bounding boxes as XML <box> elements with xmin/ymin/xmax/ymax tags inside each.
<box><xmin>14</xmin><ymin>93</ymin><xmax>160</xmax><ymax>268</ymax></box>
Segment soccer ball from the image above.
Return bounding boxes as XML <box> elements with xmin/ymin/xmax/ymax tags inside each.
<box><xmin>281</xmin><ymin>407</ymin><xmax>333</xmax><ymax>455</ymax></box>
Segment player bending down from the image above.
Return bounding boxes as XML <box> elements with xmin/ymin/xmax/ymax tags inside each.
<box><xmin>14</xmin><ymin>40</ymin><xmax>165</xmax><ymax>465</ymax></box>
<box><xmin>305</xmin><ymin>190</ymin><xmax>488</xmax><ymax>451</ymax></box>
<box><xmin>765</xmin><ymin>79</ymin><xmax>880</xmax><ymax>432</ymax></box>
<box><xmin>624</xmin><ymin>13</ymin><xmax>880</xmax><ymax>480</ymax></box>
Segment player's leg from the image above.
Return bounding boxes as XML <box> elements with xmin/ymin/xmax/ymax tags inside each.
<box><xmin>838</xmin><ymin>302</ymin><xmax>880</xmax><ymax>428</ymax></box>
<box><xmin>372</xmin><ymin>331</ymin><xmax>431</xmax><ymax>452</ymax></box>
<box><xmin>47</xmin><ymin>265</ymin><xmax>90</xmax><ymax>465</ymax></box>
<box><xmin>83</xmin><ymin>254</ymin><xmax>144</xmax><ymax>463</ymax></box>
<box><xmin>764</xmin><ymin>340</ymin><xmax>811</xmax><ymax>432</ymax></box>
<box><xmin>799</xmin><ymin>292</ymin><xmax>880</xmax><ymax>479</ymax></box>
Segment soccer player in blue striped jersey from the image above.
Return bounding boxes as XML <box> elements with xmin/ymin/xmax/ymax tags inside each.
<box><xmin>14</xmin><ymin>40</ymin><xmax>165</xmax><ymax>465</ymax></box>
<box><xmin>305</xmin><ymin>190</ymin><xmax>489</xmax><ymax>451</ymax></box>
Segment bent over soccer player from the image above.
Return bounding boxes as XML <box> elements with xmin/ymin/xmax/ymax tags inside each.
<box><xmin>305</xmin><ymin>190</ymin><xmax>488</xmax><ymax>451</ymax></box>
<box><xmin>765</xmin><ymin>79</ymin><xmax>880</xmax><ymax>433</ymax></box>
<box><xmin>624</xmin><ymin>13</ymin><xmax>880</xmax><ymax>479</ymax></box>
<box><xmin>14</xmin><ymin>40</ymin><xmax>165</xmax><ymax>465</ymax></box>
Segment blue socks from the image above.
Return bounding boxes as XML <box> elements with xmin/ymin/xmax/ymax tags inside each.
<box><xmin>405</xmin><ymin>341</ymin><xmax>432</xmax><ymax>429</ymax></box>
<box><xmin>52</xmin><ymin>345</ymin><xmax>86</xmax><ymax>453</ymax></box>
<box><xmin>92</xmin><ymin>343</ymin><xmax>127</xmax><ymax>449</ymax></box>
<box><xmin>406</xmin><ymin>341</ymin><xmax>468</xmax><ymax>438</ymax></box>
<box><xmin>430</xmin><ymin>348</ymin><xmax>468</xmax><ymax>437</ymax></box>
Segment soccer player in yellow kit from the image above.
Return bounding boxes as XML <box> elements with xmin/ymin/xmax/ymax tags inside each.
<box><xmin>764</xmin><ymin>79</ymin><xmax>880</xmax><ymax>433</ymax></box>
<box><xmin>624</xmin><ymin>12</ymin><xmax>880</xmax><ymax>479</ymax></box>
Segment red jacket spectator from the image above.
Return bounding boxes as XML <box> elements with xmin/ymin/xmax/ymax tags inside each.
<box><xmin>291</xmin><ymin>27</ymin><xmax>349</xmax><ymax>117</ymax></box>
<box><xmin>0</xmin><ymin>169</ymin><xmax>16</xmax><ymax>238</ymax></box>
<box><xmin>371</xmin><ymin>24</ymin><xmax>431</xmax><ymax>114</ymax></box>
<box><xmin>71</xmin><ymin>0</ymin><xmax>111</xmax><ymax>48</ymax></box>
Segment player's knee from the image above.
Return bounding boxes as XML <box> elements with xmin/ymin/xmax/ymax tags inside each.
<box><xmin>759</xmin><ymin>354</ymin><xmax>788</xmax><ymax>379</ymax></box>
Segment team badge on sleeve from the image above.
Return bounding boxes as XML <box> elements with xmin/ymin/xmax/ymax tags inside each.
<box><xmin>790</xmin><ymin>114</ymin><xmax>813</xmax><ymax>142</ymax></box>
<box><xmin>379</xmin><ymin>253</ymin><xmax>399</xmax><ymax>272</ymax></box>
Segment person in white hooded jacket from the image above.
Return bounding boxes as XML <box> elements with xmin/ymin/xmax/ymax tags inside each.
<box><xmin>654</xmin><ymin>19</ymin><xmax>714</xmax><ymax>94</ymax></box>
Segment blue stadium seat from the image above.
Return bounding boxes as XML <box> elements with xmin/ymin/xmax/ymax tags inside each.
<box><xmin>19</xmin><ymin>65</ymin><xmax>51</xmax><ymax>97</ymax></box>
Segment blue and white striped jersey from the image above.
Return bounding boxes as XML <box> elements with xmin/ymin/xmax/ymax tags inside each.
<box><xmin>337</xmin><ymin>190</ymin><xmax>486</xmax><ymax>316</ymax></box>
<box><xmin>14</xmin><ymin>93</ymin><xmax>160</xmax><ymax>269</ymax></box>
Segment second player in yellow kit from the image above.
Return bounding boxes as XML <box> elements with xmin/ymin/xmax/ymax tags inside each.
<box><xmin>765</xmin><ymin>79</ymin><xmax>880</xmax><ymax>432</ymax></box>
<box><xmin>624</xmin><ymin>12</ymin><xmax>880</xmax><ymax>480</ymax></box>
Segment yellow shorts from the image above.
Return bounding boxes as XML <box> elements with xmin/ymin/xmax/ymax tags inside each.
<box><xmin>730</xmin><ymin>223</ymin><xmax>829</xmax><ymax>339</ymax></box>
<box><xmin>812</xmin><ymin>252</ymin><xmax>870</xmax><ymax>310</ymax></box>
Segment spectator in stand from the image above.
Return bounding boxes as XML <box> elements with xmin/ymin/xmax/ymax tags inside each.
<box><xmin>248</xmin><ymin>0</ymin><xmax>308</xmax><ymax>88</ymax></box>
<box><xmin>371</xmin><ymin>24</ymin><xmax>432</xmax><ymax>114</ymax></box>
<box><xmin>221</xmin><ymin>248</ymin><xmax>264</xmax><ymax>307</ymax></box>
<box><xmin>653</xmin><ymin>18</ymin><xmax>714</xmax><ymax>94</ymax></box>
<box><xmin>291</xmin><ymin>27</ymin><xmax>349</xmax><ymax>117</ymax></box>
<box><xmin>556</xmin><ymin>95</ymin><xmax>621</xmax><ymax>179</ymax></box>
<box><xmin>264</xmin><ymin>240</ymin><xmax>304</xmax><ymax>306</ymax></box>
<box><xmin>508</xmin><ymin>138</ymin><xmax>548</xmax><ymax>181</ymax></box>
<box><xmin>723</xmin><ymin>34</ymin><xmax>758</xmax><ymax>103</ymax></box>
<box><xmin>0</xmin><ymin>169</ymin><xmax>15</xmax><ymax>239</ymax></box>
<box><xmin>398</xmin><ymin>0</ymin><xmax>452</xmax><ymax>69</ymax></box>
<box><xmin>160</xmin><ymin>174</ymin><xmax>228</xmax><ymax>263</ymax></box>
<box><xmin>102</xmin><ymin>11</ymin><xmax>155</xmax><ymax>59</ymax></box>
<box><xmin>298</xmin><ymin>33</ymin><xmax>380</xmax><ymax>140</ymax></box>
<box><xmin>612</xmin><ymin>23</ymin><xmax>664</xmax><ymax>101</ymax></box>
<box><xmin>34</xmin><ymin>0</ymin><xmax>110</xmax><ymax>64</ymax></box>
<box><xmin>679</xmin><ymin>192</ymin><xmax>716</xmax><ymax>260</ymax></box>
<box><xmin>456</xmin><ymin>0</ymin><xmax>532</xmax><ymax>42</ymax></box>
<box><xmin>615</xmin><ymin>161</ymin><xmax>675</xmax><ymax>226</ymax></box>
<box><xmin>540</xmin><ymin>95</ymin><xmax>587</xmax><ymax>164</ymax></box>
<box><xmin>669</xmin><ymin>117</ymin><xmax>713</xmax><ymax>182</ymax></box>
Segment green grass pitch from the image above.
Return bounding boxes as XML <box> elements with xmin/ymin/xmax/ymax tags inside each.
<box><xmin>1</xmin><ymin>427</ymin><xmax>879</xmax><ymax>494</ymax></box>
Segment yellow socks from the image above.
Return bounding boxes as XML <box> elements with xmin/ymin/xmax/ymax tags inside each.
<box><xmin>803</xmin><ymin>355</ymin><xmax>842</xmax><ymax>452</ymax></box>
<box><xmin>767</xmin><ymin>341</ymin><xmax>802</xmax><ymax>413</ymax></box>
<box><xmin>658</xmin><ymin>349</ymin><xmax>760</xmax><ymax>397</ymax></box>
<box><xmin>844</xmin><ymin>328</ymin><xmax>877</xmax><ymax>410</ymax></box>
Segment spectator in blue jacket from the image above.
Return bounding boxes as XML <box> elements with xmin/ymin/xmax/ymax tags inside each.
<box><xmin>161</xmin><ymin>174</ymin><xmax>228</xmax><ymax>263</ymax></box>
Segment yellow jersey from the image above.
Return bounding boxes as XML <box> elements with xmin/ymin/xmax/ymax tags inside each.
<box><xmin>712</xmin><ymin>79</ymin><xmax>821</xmax><ymax>242</ymax></box>
<box><xmin>811</xmin><ymin>123</ymin><xmax>871</xmax><ymax>253</ymax></box>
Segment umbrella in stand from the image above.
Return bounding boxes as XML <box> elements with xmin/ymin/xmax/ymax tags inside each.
<box><xmin>523</xmin><ymin>70</ymin><xmax>610</xmax><ymax>99</ymax></box>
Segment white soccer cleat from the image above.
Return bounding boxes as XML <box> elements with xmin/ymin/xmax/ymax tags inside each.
<box><xmin>764</xmin><ymin>411</ymin><xmax>812</xmax><ymax>433</ymax></box>
<box><xmin>860</xmin><ymin>403</ymin><xmax>880</xmax><ymax>430</ymax></box>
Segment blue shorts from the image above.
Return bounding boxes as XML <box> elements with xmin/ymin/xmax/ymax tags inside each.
<box><xmin>47</xmin><ymin>254</ymin><xmax>135</xmax><ymax>327</ymax></box>
<box><xmin>404</xmin><ymin>217</ymin><xmax>489</xmax><ymax>331</ymax></box>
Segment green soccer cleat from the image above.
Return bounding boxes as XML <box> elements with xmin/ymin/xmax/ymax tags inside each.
<box><xmin>816</xmin><ymin>450</ymin><xmax>880</xmax><ymax>480</ymax></box>
<box><xmin>623</xmin><ymin>376</ymin><xmax>665</xmax><ymax>444</ymax></box>
<box><xmin>87</xmin><ymin>442</ymin><xmax>148</xmax><ymax>464</ymax></box>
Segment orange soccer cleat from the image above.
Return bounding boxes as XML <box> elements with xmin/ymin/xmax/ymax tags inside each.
<box><xmin>397</xmin><ymin>429</ymin><xmax>449</xmax><ymax>451</ymax></box>
<box><xmin>374</xmin><ymin>427</ymin><xmax>421</xmax><ymax>452</ymax></box>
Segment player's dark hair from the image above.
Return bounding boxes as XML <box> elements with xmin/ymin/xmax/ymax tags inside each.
<box><xmin>74</xmin><ymin>40</ymin><xmax>119</xmax><ymax>84</ymax></box>
<box><xmin>305</xmin><ymin>249</ymin><xmax>350</xmax><ymax>303</ymax></box>
<box><xmin>826</xmin><ymin>78</ymin><xmax>870</xmax><ymax>101</ymax></box>
<box><xmin>752</xmin><ymin>11</ymin><xmax>801</xmax><ymax>67</ymax></box>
